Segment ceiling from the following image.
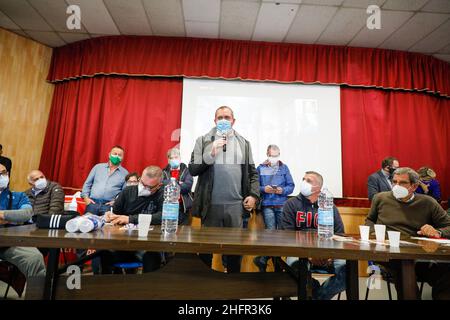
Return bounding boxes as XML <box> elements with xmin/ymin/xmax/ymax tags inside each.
<box><xmin>0</xmin><ymin>0</ymin><xmax>449</xmax><ymax>63</ymax></box>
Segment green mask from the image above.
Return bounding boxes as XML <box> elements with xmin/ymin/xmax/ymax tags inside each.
<box><xmin>109</xmin><ymin>154</ymin><xmax>122</xmax><ymax>165</ymax></box>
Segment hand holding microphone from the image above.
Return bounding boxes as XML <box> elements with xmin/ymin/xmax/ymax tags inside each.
<box><xmin>211</xmin><ymin>137</ymin><xmax>227</xmax><ymax>157</ymax></box>
<box><xmin>222</xmin><ymin>133</ymin><xmax>227</xmax><ymax>152</ymax></box>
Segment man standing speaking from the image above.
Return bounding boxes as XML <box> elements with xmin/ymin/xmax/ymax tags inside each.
<box><xmin>189</xmin><ymin>106</ymin><xmax>260</xmax><ymax>273</ymax></box>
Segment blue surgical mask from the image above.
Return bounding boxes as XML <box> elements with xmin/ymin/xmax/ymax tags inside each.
<box><xmin>169</xmin><ymin>159</ymin><xmax>180</xmax><ymax>169</ymax></box>
<box><xmin>216</xmin><ymin>119</ymin><xmax>232</xmax><ymax>134</ymax></box>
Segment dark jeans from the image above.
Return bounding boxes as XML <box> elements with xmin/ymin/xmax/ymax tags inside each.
<box><xmin>100</xmin><ymin>250</ymin><xmax>165</xmax><ymax>273</ymax></box>
<box><xmin>85</xmin><ymin>199</ymin><xmax>112</xmax><ymax>216</ymax></box>
<box><xmin>378</xmin><ymin>260</ymin><xmax>450</xmax><ymax>300</ymax></box>
<box><xmin>82</xmin><ymin>199</ymin><xmax>112</xmax><ymax>273</ymax></box>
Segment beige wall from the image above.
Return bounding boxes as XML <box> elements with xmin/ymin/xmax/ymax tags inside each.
<box><xmin>0</xmin><ymin>28</ymin><xmax>54</xmax><ymax>191</ymax></box>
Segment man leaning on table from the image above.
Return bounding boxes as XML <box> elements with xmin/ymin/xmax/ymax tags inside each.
<box><xmin>100</xmin><ymin>166</ymin><xmax>166</xmax><ymax>273</ymax></box>
<box><xmin>365</xmin><ymin>167</ymin><xmax>450</xmax><ymax>300</ymax></box>
<box><xmin>281</xmin><ymin>171</ymin><xmax>346</xmax><ymax>300</ymax></box>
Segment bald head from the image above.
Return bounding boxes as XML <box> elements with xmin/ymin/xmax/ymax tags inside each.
<box><xmin>27</xmin><ymin>170</ymin><xmax>45</xmax><ymax>184</ymax></box>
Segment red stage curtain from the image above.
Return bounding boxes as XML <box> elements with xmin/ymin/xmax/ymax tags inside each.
<box><xmin>341</xmin><ymin>86</ymin><xmax>450</xmax><ymax>202</ymax></box>
<box><xmin>39</xmin><ymin>76</ymin><xmax>183</xmax><ymax>189</ymax></box>
<box><xmin>47</xmin><ymin>36</ymin><xmax>450</xmax><ymax>97</ymax></box>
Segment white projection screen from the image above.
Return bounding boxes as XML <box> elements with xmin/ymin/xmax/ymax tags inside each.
<box><xmin>179</xmin><ymin>78</ymin><xmax>342</xmax><ymax>197</ymax></box>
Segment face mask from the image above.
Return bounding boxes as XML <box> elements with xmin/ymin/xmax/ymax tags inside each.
<box><xmin>109</xmin><ymin>154</ymin><xmax>122</xmax><ymax>166</ymax></box>
<box><xmin>138</xmin><ymin>183</ymin><xmax>151</xmax><ymax>197</ymax></box>
<box><xmin>300</xmin><ymin>180</ymin><xmax>313</xmax><ymax>197</ymax></box>
<box><xmin>169</xmin><ymin>159</ymin><xmax>180</xmax><ymax>169</ymax></box>
<box><xmin>388</xmin><ymin>166</ymin><xmax>396</xmax><ymax>176</ymax></box>
<box><xmin>0</xmin><ymin>175</ymin><xmax>9</xmax><ymax>189</ymax></box>
<box><xmin>392</xmin><ymin>185</ymin><xmax>409</xmax><ymax>200</ymax></box>
<box><xmin>216</xmin><ymin>119</ymin><xmax>232</xmax><ymax>134</ymax></box>
<box><xmin>268</xmin><ymin>156</ymin><xmax>279</xmax><ymax>166</ymax></box>
<box><xmin>34</xmin><ymin>178</ymin><xmax>47</xmax><ymax>190</ymax></box>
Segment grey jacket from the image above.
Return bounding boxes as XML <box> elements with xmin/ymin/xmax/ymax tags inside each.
<box><xmin>188</xmin><ymin>128</ymin><xmax>260</xmax><ymax>220</ymax></box>
<box><xmin>368</xmin><ymin>170</ymin><xmax>392</xmax><ymax>201</ymax></box>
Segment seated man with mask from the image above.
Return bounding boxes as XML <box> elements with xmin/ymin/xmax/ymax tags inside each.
<box><xmin>101</xmin><ymin>166</ymin><xmax>165</xmax><ymax>273</ymax></box>
<box><xmin>281</xmin><ymin>171</ymin><xmax>346</xmax><ymax>300</ymax></box>
<box><xmin>25</xmin><ymin>170</ymin><xmax>65</xmax><ymax>217</ymax></box>
<box><xmin>0</xmin><ymin>160</ymin><xmax>46</xmax><ymax>279</ymax></box>
<box><xmin>365</xmin><ymin>167</ymin><xmax>450</xmax><ymax>300</ymax></box>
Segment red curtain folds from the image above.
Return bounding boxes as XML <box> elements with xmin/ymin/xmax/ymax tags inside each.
<box><xmin>47</xmin><ymin>36</ymin><xmax>450</xmax><ymax>97</ymax></box>
<box><xmin>341</xmin><ymin>86</ymin><xmax>450</xmax><ymax>202</ymax></box>
<box><xmin>40</xmin><ymin>76</ymin><xmax>182</xmax><ymax>188</ymax></box>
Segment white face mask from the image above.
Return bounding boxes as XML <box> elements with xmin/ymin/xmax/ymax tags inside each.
<box><xmin>300</xmin><ymin>180</ymin><xmax>313</xmax><ymax>197</ymax></box>
<box><xmin>34</xmin><ymin>178</ymin><xmax>47</xmax><ymax>190</ymax></box>
<box><xmin>268</xmin><ymin>156</ymin><xmax>279</xmax><ymax>166</ymax></box>
<box><xmin>392</xmin><ymin>185</ymin><xmax>409</xmax><ymax>200</ymax></box>
<box><xmin>0</xmin><ymin>175</ymin><xmax>9</xmax><ymax>189</ymax></box>
<box><xmin>138</xmin><ymin>183</ymin><xmax>151</xmax><ymax>197</ymax></box>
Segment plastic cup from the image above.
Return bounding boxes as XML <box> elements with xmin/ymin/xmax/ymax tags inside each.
<box><xmin>374</xmin><ymin>224</ymin><xmax>386</xmax><ymax>243</ymax></box>
<box><xmin>138</xmin><ymin>214</ymin><xmax>152</xmax><ymax>237</ymax></box>
<box><xmin>388</xmin><ymin>231</ymin><xmax>401</xmax><ymax>247</ymax></box>
<box><xmin>359</xmin><ymin>225</ymin><xmax>370</xmax><ymax>241</ymax></box>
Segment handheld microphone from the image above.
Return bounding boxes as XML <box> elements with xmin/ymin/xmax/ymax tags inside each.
<box><xmin>222</xmin><ymin>134</ymin><xmax>227</xmax><ymax>152</ymax></box>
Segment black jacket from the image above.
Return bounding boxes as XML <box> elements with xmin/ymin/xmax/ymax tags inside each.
<box><xmin>188</xmin><ymin>128</ymin><xmax>260</xmax><ymax>220</ymax></box>
<box><xmin>113</xmin><ymin>185</ymin><xmax>164</xmax><ymax>225</ymax></box>
<box><xmin>281</xmin><ymin>193</ymin><xmax>345</xmax><ymax>234</ymax></box>
<box><xmin>367</xmin><ymin>170</ymin><xmax>392</xmax><ymax>201</ymax></box>
<box><xmin>25</xmin><ymin>181</ymin><xmax>65</xmax><ymax>217</ymax></box>
<box><xmin>162</xmin><ymin>162</ymin><xmax>193</xmax><ymax>224</ymax></box>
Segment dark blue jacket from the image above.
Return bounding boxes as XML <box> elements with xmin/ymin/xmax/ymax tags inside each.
<box><xmin>281</xmin><ymin>193</ymin><xmax>344</xmax><ymax>233</ymax></box>
<box><xmin>257</xmin><ymin>161</ymin><xmax>295</xmax><ymax>207</ymax></box>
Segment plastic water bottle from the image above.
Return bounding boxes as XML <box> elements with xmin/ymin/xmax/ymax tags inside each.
<box><xmin>65</xmin><ymin>216</ymin><xmax>85</xmax><ymax>233</ymax></box>
<box><xmin>79</xmin><ymin>213</ymin><xmax>105</xmax><ymax>233</ymax></box>
<box><xmin>318</xmin><ymin>187</ymin><xmax>334</xmax><ymax>239</ymax></box>
<box><xmin>161</xmin><ymin>177</ymin><xmax>181</xmax><ymax>234</ymax></box>
<box><xmin>68</xmin><ymin>196</ymin><xmax>78</xmax><ymax>212</ymax></box>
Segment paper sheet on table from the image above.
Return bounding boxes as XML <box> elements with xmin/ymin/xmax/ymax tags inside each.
<box><xmin>119</xmin><ymin>224</ymin><xmax>154</xmax><ymax>231</ymax></box>
<box><xmin>332</xmin><ymin>236</ymin><xmax>420</xmax><ymax>247</ymax></box>
<box><xmin>410</xmin><ymin>237</ymin><xmax>450</xmax><ymax>244</ymax></box>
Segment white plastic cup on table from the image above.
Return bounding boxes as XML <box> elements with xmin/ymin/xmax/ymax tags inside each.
<box><xmin>374</xmin><ymin>224</ymin><xmax>386</xmax><ymax>243</ymax></box>
<box><xmin>387</xmin><ymin>231</ymin><xmax>401</xmax><ymax>247</ymax></box>
<box><xmin>138</xmin><ymin>214</ymin><xmax>152</xmax><ymax>237</ymax></box>
<box><xmin>359</xmin><ymin>225</ymin><xmax>370</xmax><ymax>241</ymax></box>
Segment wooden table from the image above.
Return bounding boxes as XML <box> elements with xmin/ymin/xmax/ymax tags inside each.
<box><xmin>0</xmin><ymin>224</ymin><xmax>449</xmax><ymax>300</ymax></box>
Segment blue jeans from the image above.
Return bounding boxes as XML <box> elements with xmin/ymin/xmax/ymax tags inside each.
<box><xmin>287</xmin><ymin>257</ymin><xmax>347</xmax><ymax>300</ymax></box>
<box><xmin>254</xmin><ymin>207</ymin><xmax>284</xmax><ymax>268</ymax></box>
<box><xmin>262</xmin><ymin>207</ymin><xmax>283</xmax><ymax>230</ymax></box>
<box><xmin>85</xmin><ymin>198</ymin><xmax>112</xmax><ymax>216</ymax></box>
<box><xmin>82</xmin><ymin>199</ymin><xmax>112</xmax><ymax>274</ymax></box>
